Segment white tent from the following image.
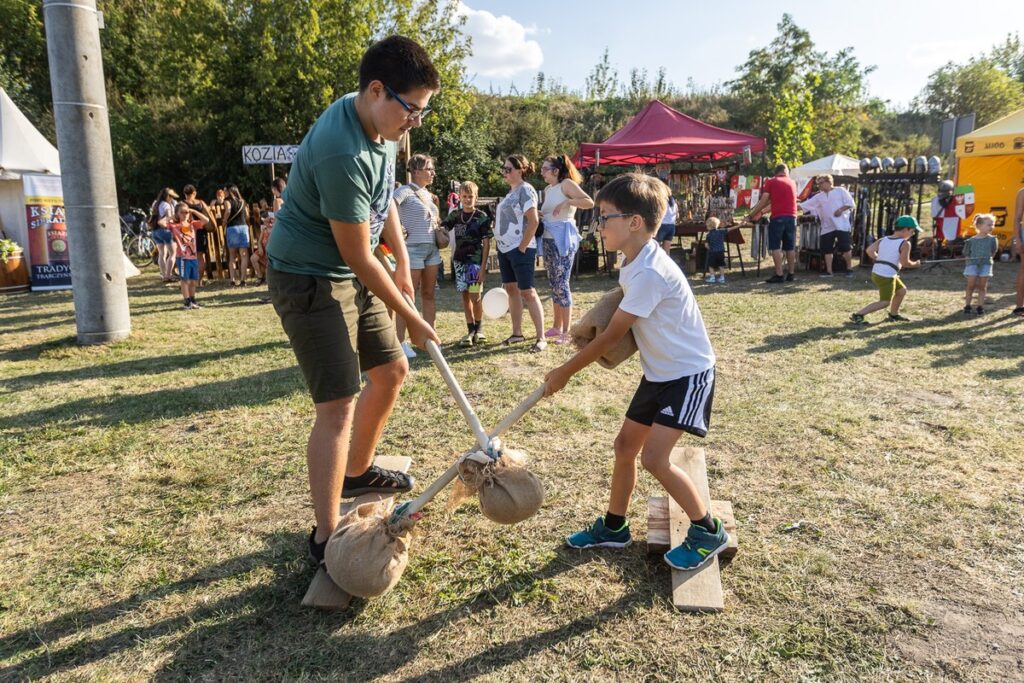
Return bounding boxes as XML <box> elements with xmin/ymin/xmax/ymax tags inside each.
<box><xmin>790</xmin><ymin>153</ymin><xmax>861</xmax><ymax>180</ymax></box>
<box><xmin>0</xmin><ymin>88</ymin><xmax>62</xmax><ymax>254</ymax></box>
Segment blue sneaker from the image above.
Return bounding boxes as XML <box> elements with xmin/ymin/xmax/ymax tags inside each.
<box><xmin>664</xmin><ymin>519</ymin><xmax>729</xmax><ymax>571</ymax></box>
<box><xmin>566</xmin><ymin>516</ymin><xmax>632</xmax><ymax>549</ymax></box>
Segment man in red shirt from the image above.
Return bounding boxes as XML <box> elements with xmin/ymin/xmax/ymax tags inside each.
<box><xmin>749</xmin><ymin>163</ymin><xmax>798</xmax><ymax>283</ymax></box>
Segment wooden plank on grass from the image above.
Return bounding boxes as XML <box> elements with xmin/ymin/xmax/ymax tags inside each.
<box><xmin>647</xmin><ymin>497</ymin><xmax>737</xmax><ymax>560</ymax></box>
<box><xmin>668</xmin><ymin>447</ymin><xmax>724</xmax><ymax>612</ymax></box>
<box><xmin>301</xmin><ymin>455</ymin><xmax>412</xmax><ymax>610</ymax></box>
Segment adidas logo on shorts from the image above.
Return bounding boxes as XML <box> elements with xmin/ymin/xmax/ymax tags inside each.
<box><xmin>659</xmin><ymin>406</ymin><xmax>675</xmax><ymax>417</ymax></box>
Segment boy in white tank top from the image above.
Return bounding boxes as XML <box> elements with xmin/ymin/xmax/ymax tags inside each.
<box><xmin>850</xmin><ymin>215</ymin><xmax>921</xmax><ymax>324</ymax></box>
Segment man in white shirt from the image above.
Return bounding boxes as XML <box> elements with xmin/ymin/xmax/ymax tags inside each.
<box><xmin>799</xmin><ymin>174</ymin><xmax>855</xmax><ymax>277</ymax></box>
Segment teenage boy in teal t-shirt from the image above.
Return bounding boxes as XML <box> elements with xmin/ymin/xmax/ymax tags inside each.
<box><xmin>266</xmin><ymin>36</ymin><xmax>442</xmax><ymax>569</ymax></box>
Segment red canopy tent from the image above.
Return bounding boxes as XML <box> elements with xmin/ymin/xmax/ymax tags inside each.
<box><xmin>574</xmin><ymin>100</ymin><xmax>765</xmax><ymax>167</ymax></box>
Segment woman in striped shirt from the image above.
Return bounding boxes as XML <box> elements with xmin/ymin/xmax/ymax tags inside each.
<box><xmin>392</xmin><ymin>154</ymin><xmax>442</xmax><ymax>358</ymax></box>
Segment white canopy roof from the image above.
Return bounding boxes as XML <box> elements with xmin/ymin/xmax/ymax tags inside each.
<box><xmin>0</xmin><ymin>88</ymin><xmax>61</xmax><ymax>179</ymax></box>
<box><xmin>790</xmin><ymin>153</ymin><xmax>860</xmax><ymax>179</ymax></box>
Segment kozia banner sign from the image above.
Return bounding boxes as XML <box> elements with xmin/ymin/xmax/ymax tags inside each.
<box><xmin>242</xmin><ymin>145</ymin><xmax>299</xmax><ymax>165</ymax></box>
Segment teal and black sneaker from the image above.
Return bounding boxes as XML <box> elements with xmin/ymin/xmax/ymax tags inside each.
<box><xmin>566</xmin><ymin>516</ymin><xmax>632</xmax><ymax>549</ymax></box>
<box><xmin>664</xmin><ymin>518</ymin><xmax>729</xmax><ymax>571</ymax></box>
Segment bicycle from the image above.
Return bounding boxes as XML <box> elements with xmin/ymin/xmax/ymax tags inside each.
<box><xmin>121</xmin><ymin>208</ymin><xmax>156</xmax><ymax>268</ymax></box>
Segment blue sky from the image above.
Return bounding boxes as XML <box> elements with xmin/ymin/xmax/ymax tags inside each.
<box><xmin>457</xmin><ymin>1</ymin><xmax>1023</xmax><ymax>108</ymax></box>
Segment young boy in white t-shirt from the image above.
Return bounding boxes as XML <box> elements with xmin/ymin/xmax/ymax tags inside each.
<box><xmin>544</xmin><ymin>172</ymin><xmax>729</xmax><ymax>571</ymax></box>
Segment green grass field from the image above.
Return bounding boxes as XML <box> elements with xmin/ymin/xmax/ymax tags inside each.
<box><xmin>2</xmin><ymin>262</ymin><xmax>1023</xmax><ymax>682</ymax></box>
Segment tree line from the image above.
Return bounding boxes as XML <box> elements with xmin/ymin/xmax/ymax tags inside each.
<box><xmin>1</xmin><ymin>4</ymin><xmax>1022</xmax><ymax>208</ymax></box>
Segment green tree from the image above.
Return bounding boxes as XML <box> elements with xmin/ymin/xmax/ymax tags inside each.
<box><xmin>0</xmin><ymin>0</ymin><xmax>52</xmax><ymax>139</ymax></box>
<box><xmin>916</xmin><ymin>58</ymin><xmax>1024</xmax><ymax>125</ymax></box>
<box><xmin>584</xmin><ymin>48</ymin><xmax>618</xmax><ymax>101</ymax></box>
<box><xmin>729</xmin><ymin>14</ymin><xmax>873</xmax><ymax>163</ymax></box>
<box><xmin>766</xmin><ymin>89</ymin><xmax>815</xmax><ymax>168</ymax></box>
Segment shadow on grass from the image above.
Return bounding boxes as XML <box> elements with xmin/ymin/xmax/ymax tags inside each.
<box><xmin>0</xmin><ymin>365</ymin><xmax>305</xmax><ymax>431</ymax></box>
<box><xmin>0</xmin><ymin>341</ymin><xmax>288</xmax><ymax>394</ymax></box>
<box><xmin>0</xmin><ymin>533</ymin><xmax>659</xmax><ymax>681</ymax></box>
<box><xmin>750</xmin><ymin>302</ymin><xmax>1024</xmax><ymax>378</ymax></box>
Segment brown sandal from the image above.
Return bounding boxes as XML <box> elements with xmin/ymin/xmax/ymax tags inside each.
<box><xmin>502</xmin><ymin>334</ymin><xmax>526</xmax><ymax>346</ymax></box>
<box><xmin>528</xmin><ymin>339</ymin><xmax>547</xmax><ymax>353</ymax></box>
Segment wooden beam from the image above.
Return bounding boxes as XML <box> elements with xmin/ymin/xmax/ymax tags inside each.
<box><xmin>300</xmin><ymin>455</ymin><xmax>412</xmax><ymax>610</ymax></box>
<box><xmin>668</xmin><ymin>447</ymin><xmax>724</xmax><ymax>612</ymax></box>
<box><xmin>647</xmin><ymin>497</ymin><xmax>737</xmax><ymax>560</ymax></box>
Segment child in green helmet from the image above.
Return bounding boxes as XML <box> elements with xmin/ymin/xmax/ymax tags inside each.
<box><xmin>850</xmin><ymin>215</ymin><xmax>921</xmax><ymax>324</ymax></box>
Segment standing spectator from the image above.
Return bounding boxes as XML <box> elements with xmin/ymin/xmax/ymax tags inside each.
<box><xmin>962</xmin><ymin>214</ymin><xmax>999</xmax><ymax>314</ymax></box>
<box><xmin>150</xmin><ymin>187</ymin><xmax>179</xmax><ymax>282</ymax></box>
<box><xmin>799</xmin><ymin>174</ymin><xmax>855</xmax><ymax>277</ymax></box>
<box><xmin>703</xmin><ymin>217</ymin><xmax>727</xmax><ymax>283</ymax></box>
<box><xmin>223</xmin><ymin>184</ymin><xmax>250</xmax><ymax>286</ymax></box>
<box><xmin>749</xmin><ymin>163</ymin><xmax>798</xmax><ymax>283</ymax></box>
<box><xmin>539</xmin><ymin>154</ymin><xmax>594</xmax><ymax>343</ymax></box>
<box><xmin>656</xmin><ymin>190</ymin><xmax>678</xmax><ymax>254</ymax></box>
<box><xmin>182</xmin><ymin>185</ymin><xmax>212</xmax><ymax>284</ymax></box>
<box><xmin>393</xmin><ymin>153</ymin><xmax>441</xmax><ymax>359</ymax></box>
<box><xmin>495</xmin><ymin>154</ymin><xmax>546</xmax><ymax>352</ymax></box>
<box><xmin>1013</xmin><ymin>187</ymin><xmax>1024</xmax><ymax>316</ymax></box>
<box><xmin>271</xmin><ymin>177</ymin><xmax>287</xmax><ymax>214</ymax></box>
<box><xmin>208</xmin><ymin>186</ymin><xmax>228</xmax><ymax>277</ymax></box>
<box><xmin>442</xmin><ymin>181</ymin><xmax>492</xmax><ymax>346</ymax></box>
<box><xmin>168</xmin><ymin>203</ymin><xmax>209</xmax><ymax>309</ymax></box>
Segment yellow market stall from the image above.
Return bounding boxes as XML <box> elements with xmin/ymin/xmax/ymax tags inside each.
<box><xmin>955</xmin><ymin>108</ymin><xmax>1024</xmax><ymax>247</ymax></box>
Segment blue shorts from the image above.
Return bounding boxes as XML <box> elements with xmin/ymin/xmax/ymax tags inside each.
<box><xmin>963</xmin><ymin>263</ymin><xmax>993</xmax><ymax>278</ymax></box>
<box><xmin>226</xmin><ymin>225</ymin><xmax>250</xmax><ymax>249</ymax></box>
<box><xmin>406</xmin><ymin>241</ymin><xmax>442</xmax><ymax>269</ymax></box>
<box><xmin>498</xmin><ymin>247</ymin><xmax>536</xmax><ymax>290</ymax></box>
<box><xmin>767</xmin><ymin>216</ymin><xmax>796</xmax><ymax>251</ymax></box>
<box><xmin>152</xmin><ymin>228</ymin><xmax>172</xmax><ymax>245</ymax></box>
<box><xmin>177</xmin><ymin>258</ymin><xmax>199</xmax><ymax>281</ymax></box>
<box><xmin>656</xmin><ymin>223</ymin><xmax>676</xmax><ymax>243</ymax></box>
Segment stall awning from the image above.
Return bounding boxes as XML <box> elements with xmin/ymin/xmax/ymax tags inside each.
<box><xmin>574</xmin><ymin>100</ymin><xmax>765</xmax><ymax>168</ymax></box>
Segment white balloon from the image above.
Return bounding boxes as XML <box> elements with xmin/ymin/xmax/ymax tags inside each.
<box><xmin>482</xmin><ymin>287</ymin><xmax>509</xmax><ymax>319</ymax></box>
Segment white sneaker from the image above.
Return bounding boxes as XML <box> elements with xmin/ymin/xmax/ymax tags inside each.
<box><xmin>717</xmin><ymin>275</ymin><xmax>726</xmax><ymax>283</ymax></box>
<box><xmin>704</xmin><ymin>275</ymin><xmax>715</xmax><ymax>284</ymax></box>
<box><xmin>401</xmin><ymin>342</ymin><xmax>417</xmax><ymax>359</ymax></box>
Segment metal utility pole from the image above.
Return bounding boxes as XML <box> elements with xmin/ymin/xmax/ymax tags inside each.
<box><xmin>43</xmin><ymin>0</ymin><xmax>130</xmax><ymax>344</ymax></box>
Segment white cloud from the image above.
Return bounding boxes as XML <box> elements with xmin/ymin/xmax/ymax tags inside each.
<box><xmin>457</xmin><ymin>3</ymin><xmax>544</xmax><ymax>79</ymax></box>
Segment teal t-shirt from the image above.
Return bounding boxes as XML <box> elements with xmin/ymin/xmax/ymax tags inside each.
<box><xmin>963</xmin><ymin>234</ymin><xmax>998</xmax><ymax>267</ymax></box>
<box><xmin>268</xmin><ymin>93</ymin><xmax>397</xmax><ymax>279</ymax></box>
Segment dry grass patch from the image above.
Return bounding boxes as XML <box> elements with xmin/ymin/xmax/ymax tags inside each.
<box><xmin>1</xmin><ymin>265</ymin><xmax>1023</xmax><ymax>681</ymax></box>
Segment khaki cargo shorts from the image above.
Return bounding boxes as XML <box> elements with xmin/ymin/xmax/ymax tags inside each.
<box><xmin>268</xmin><ymin>267</ymin><xmax>403</xmax><ymax>403</ymax></box>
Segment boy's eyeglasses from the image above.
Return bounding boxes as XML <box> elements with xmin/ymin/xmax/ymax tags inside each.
<box><xmin>384</xmin><ymin>84</ymin><xmax>432</xmax><ymax>122</ymax></box>
<box><xmin>500</xmin><ymin>166</ymin><xmax>515</xmax><ymax>174</ymax></box>
<box><xmin>595</xmin><ymin>213</ymin><xmax>633</xmax><ymax>228</ymax></box>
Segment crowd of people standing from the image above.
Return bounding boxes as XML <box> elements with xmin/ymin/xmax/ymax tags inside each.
<box><xmin>145</xmin><ymin>178</ymin><xmax>286</xmax><ymax>308</ymax></box>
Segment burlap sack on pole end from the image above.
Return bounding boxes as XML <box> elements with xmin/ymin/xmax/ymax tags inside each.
<box><xmin>457</xmin><ymin>449</ymin><xmax>544</xmax><ymax>524</ymax></box>
<box><xmin>570</xmin><ymin>288</ymin><xmax>638</xmax><ymax>369</ymax></box>
<box><xmin>324</xmin><ymin>499</ymin><xmax>411</xmax><ymax>598</ymax></box>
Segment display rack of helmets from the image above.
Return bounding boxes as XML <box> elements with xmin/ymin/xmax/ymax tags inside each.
<box><xmin>851</xmin><ymin>155</ymin><xmax>942</xmax><ymax>261</ymax></box>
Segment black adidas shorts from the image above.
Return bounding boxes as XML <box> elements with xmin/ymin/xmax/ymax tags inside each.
<box><xmin>625</xmin><ymin>367</ymin><xmax>715</xmax><ymax>437</ymax></box>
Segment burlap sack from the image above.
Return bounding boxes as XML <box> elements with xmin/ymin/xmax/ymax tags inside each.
<box><xmin>570</xmin><ymin>288</ymin><xmax>638</xmax><ymax>369</ymax></box>
<box><xmin>456</xmin><ymin>450</ymin><xmax>544</xmax><ymax>524</ymax></box>
<box><xmin>324</xmin><ymin>499</ymin><xmax>411</xmax><ymax>598</ymax></box>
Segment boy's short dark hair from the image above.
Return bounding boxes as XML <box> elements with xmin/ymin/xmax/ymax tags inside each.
<box><xmin>182</xmin><ymin>184</ymin><xmax>196</xmax><ymax>197</ymax></box>
<box><xmin>359</xmin><ymin>35</ymin><xmax>440</xmax><ymax>94</ymax></box>
<box><xmin>595</xmin><ymin>173</ymin><xmax>668</xmax><ymax>231</ymax></box>
<box><xmin>774</xmin><ymin>163</ymin><xmax>789</xmax><ymax>175</ymax></box>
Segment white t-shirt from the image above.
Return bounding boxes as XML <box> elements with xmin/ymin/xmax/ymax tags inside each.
<box><xmin>660</xmin><ymin>197</ymin><xmax>677</xmax><ymax>226</ymax></box>
<box><xmin>495</xmin><ymin>183</ymin><xmax>538</xmax><ymax>253</ymax></box>
<box><xmin>618</xmin><ymin>239</ymin><xmax>716</xmax><ymax>381</ymax></box>
<box><xmin>799</xmin><ymin>187</ymin><xmax>854</xmax><ymax>234</ymax></box>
